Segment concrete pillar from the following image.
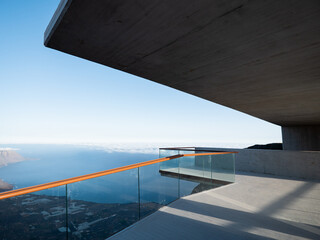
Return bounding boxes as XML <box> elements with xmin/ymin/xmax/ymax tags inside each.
<box><xmin>282</xmin><ymin>125</ymin><xmax>320</xmax><ymax>151</ymax></box>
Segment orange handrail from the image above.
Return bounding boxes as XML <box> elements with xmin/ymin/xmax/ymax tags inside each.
<box><xmin>0</xmin><ymin>151</ymin><xmax>236</xmax><ymax>200</ymax></box>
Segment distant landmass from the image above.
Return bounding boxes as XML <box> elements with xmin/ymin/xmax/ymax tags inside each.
<box><xmin>0</xmin><ymin>179</ymin><xmax>13</xmax><ymax>192</ymax></box>
<box><xmin>0</xmin><ymin>149</ymin><xmax>25</xmax><ymax>168</ymax></box>
<box><xmin>246</xmin><ymin>143</ymin><xmax>283</xmax><ymax>150</ymax></box>
<box><xmin>0</xmin><ymin>149</ymin><xmax>25</xmax><ymax>192</ymax></box>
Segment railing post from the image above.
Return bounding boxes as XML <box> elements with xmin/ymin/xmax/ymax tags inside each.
<box><xmin>178</xmin><ymin>151</ymin><xmax>180</xmax><ymax>198</ymax></box>
<box><xmin>65</xmin><ymin>184</ymin><xmax>68</xmax><ymax>240</ymax></box>
<box><xmin>233</xmin><ymin>153</ymin><xmax>236</xmax><ymax>182</ymax></box>
<box><xmin>138</xmin><ymin>167</ymin><xmax>141</xmax><ymax>220</ymax></box>
<box><xmin>211</xmin><ymin>155</ymin><xmax>213</xmax><ymax>184</ymax></box>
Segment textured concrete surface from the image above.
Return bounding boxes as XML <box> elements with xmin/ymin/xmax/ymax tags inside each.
<box><xmin>197</xmin><ymin>147</ymin><xmax>320</xmax><ymax>180</ymax></box>
<box><xmin>45</xmin><ymin>0</ymin><xmax>320</xmax><ymax>127</ymax></box>
<box><xmin>109</xmin><ymin>172</ymin><xmax>320</xmax><ymax>240</ymax></box>
<box><xmin>282</xmin><ymin>126</ymin><xmax>320</xmax><ymax>151</ymax></box>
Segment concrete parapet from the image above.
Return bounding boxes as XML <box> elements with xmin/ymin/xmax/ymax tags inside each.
<box><xmin>196</xmin><ymin>147</ymin><xmax>320</xmax><ymax>181</ymax></box>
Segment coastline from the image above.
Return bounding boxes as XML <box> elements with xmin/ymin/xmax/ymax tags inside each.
<box><xmin>0</xmin><ymin>179</ymin><xmax>13</xmax><ymax>193</ymax></box>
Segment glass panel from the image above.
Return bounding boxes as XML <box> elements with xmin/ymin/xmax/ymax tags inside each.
<box><xmin>159</xmin><ymin>149</ymin><xmax>179</xmax><ymax>158</ymax></box>
<box><xmin>67</xmin><ymin>169</ymin><xmax>139</xmax><ymax>240</ymax></box>
<box><xmin>178</xmin><ymin>150</ymin><xmax>203</xmax><ymax>177</ymax></box>
<box><xmin>139</xmin><ymin>159</ymin><xmax>179</xmax><ymax>218</ymax></box>
<box><xmin>178</xmin><ymin>152</ymin><xmax>216</xmax><ymax>197</ymax></box>
<box><xmin>159</xmin><ymin>149</ymin><xmax>180</xmax><ymax>173</ymax></box>
<box><xmin>0</xmin><ymin>186</ymin><xmax>67</xmax><ymax>240</ymax></box>
<box><xmin>202</xmin><ymin>155</ymin><xmax>212</xmax><ymax>179</ymax></box>
<box><xmin>212</xmin><ymin>153</ymin><xmax>235</xmax><ymax>183</ymax></box>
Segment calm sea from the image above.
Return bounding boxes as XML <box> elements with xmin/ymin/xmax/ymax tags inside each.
<box><xmin>0</xmin><ymin>144</ymin><xmax>157</xmax><ymax>188</ymax></box>
<box><xmin>0</xmin><ymin>144</ymin><xmax>199</xmax><ymax>204</ymax></box>
<box><xmin>0</xmin><ymin>144</ymin><xmax>212</xmax><ymax>239</ymax></box>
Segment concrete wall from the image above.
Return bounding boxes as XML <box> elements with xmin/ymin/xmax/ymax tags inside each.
<box><xmin>282</xmin><ymin>125</ymin><xmax>320</xmax><ymax>151</ymax></box>
<box><xmin>196</xmin><ymin>147</ymin><xmax>320</xmax><ymax>181</ymax></box>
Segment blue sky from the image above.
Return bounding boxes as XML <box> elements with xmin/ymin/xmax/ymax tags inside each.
<box><xmin>0</xmin><ymin>1</ymin><xmax>281</xmax><ymax>147</ymax></box>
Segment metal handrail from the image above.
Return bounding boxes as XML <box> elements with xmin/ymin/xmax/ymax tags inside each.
<box><xmin>0</xmin><ymin>151</ymin><xmax>237</xmax><ymax>200</ymax></box>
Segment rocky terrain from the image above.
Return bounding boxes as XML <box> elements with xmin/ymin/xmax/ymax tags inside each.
<box><xmin>0</xmin><ymin>193</ymin><xmax>161</xmax><ymax>240</ymax></box>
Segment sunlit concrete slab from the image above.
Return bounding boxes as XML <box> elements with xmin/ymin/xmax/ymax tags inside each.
<box><xmin>109</xmin><ymin>172</ymin><xmax>320</xmax><ymax>240</ymax></box>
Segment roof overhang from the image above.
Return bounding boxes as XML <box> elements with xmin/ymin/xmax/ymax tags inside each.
<box><xmin>45</xmin><ymin>0</ymin><xmax>320</xmax><ymax>126</ymax></box>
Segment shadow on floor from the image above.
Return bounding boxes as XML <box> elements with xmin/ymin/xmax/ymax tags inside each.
<box><xmin>167</xmin><ymin>195</ymin><xmax>319</xmax><ymax>239</ymax></box>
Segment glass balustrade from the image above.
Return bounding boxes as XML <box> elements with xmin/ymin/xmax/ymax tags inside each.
<box><xmin>211</xmin><ymin>152</ymin><xmax>235</xmax><ymax>183</ymax></box>
<box><xmin>159</xmin><ymin>148</ymin><xmax>235</xmax><ymax>197</ymax></box>
<box><xmin>0</xmin><ymin>149</ymin><xmax>235</xmax><ymax>239</ymax></box>
<box><xmin>139</xmin><ymin>158</ymin><xmax>179</xmax><ymax>219</ymax></box>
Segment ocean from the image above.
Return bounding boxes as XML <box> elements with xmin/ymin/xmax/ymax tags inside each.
<box><xmin>0</xmin><ymin>144</ymin><xmax>201</xmax><ymax>203</ymax></box>
<box><xmin>0</xmin><ymin>144</ymin><xmax>157</xmax><ymax>190</ymax></box>
<box><xmin>0</xmin><ymin>144</ymin><xmax>219</xmax><ymax>239</ymax></box>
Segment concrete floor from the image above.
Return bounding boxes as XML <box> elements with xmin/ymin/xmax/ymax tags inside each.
<box><xmin>109</xmin><ymin>172</ymin><xmax>320</xmax><ymax>240</ymax></box>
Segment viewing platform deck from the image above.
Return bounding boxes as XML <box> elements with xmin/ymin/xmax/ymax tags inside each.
<box><xmin>110</xmin><ymin>172</ymin><xmax>320</xmax><ymax>240</ymax></box>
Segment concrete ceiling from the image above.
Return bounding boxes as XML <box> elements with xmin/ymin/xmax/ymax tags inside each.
<box><xmin>45</xmin><ymin>0</ymin><xmax>320</xmax><ymax>126</ymax></box>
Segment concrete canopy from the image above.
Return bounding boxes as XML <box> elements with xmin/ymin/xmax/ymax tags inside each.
<box><xmin>44</xmin><ymin>0</ymin><xmax>320</xmax><ymax>150</ymax></box>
